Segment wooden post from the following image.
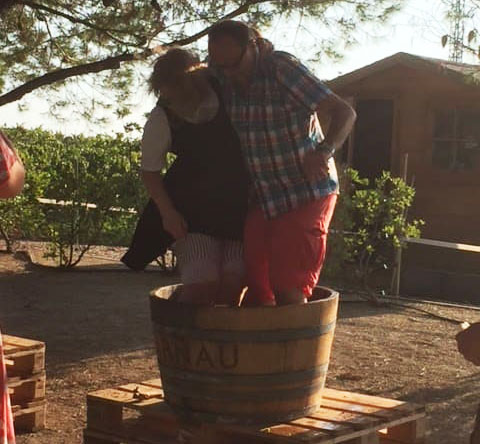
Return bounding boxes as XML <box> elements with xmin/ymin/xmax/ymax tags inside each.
<box><xmin>381</xmin><ymin>417</ymin><xmax>427</xmax><ymax>443</ymax></box>
<box><xmin>392</xmin><ymin>153</ymin><xmax>408</xmax><ymax>296</ymax></box>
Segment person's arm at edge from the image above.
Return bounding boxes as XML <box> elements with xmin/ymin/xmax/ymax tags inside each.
<box><xmin>456</xmin><ymin>321</ymin><xmax>480</xmax><ymax>366</ymax></box>
<box><xmin>0</xmin><ymin>134</ymin><xmax>25</xmax><ymax>199</ymax></box>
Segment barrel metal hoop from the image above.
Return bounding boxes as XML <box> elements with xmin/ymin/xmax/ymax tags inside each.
<box><xmin>163</xmin><ymin>379</ymin><xmax>325</xmax><ymax>402</ymax></box>
<box><xmin>155</xmin><ymin>321</ymin><xmax>336</xmax><ymax>343</ymax></box>
<box><xmin>158</xmin><ymin>363</ymin><xmax>329</xmax><ymax>386</ymax></box>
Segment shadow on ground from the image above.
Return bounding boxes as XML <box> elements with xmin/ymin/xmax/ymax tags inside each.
<box><xmin>398</xmin><ymin>373</ymin><xmax>480</xmax><ymax>444</ymax></box>
<box><xmin>0</xmin><ymin>265</ymin><xmax>178</xmax><ymax>371</ymax></box>
<box><xmin>0</xmin><ymin>265</ymin><xmax>416</xmax><ymax>372</ymax></box>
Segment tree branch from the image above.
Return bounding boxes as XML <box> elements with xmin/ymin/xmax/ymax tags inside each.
<box><xmin>19</xmin><ymin>0</ymin><xmax>146</xmax><ymax>42</ymax></box>
<box><xmin>164</xmin><ymin>0</ymin><xmax>266</xmax><ymax>46</ymax></box>
<box><xmin>0</xmin><ymin>0</ymin><xmax>269</xmax><ymax>107</ymax></box>
<box><xmin>0</xmin><ymin>51</ymin><xmax>150</xmax><ymax>106</ymax></box>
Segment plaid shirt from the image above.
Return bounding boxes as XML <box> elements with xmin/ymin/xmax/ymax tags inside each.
<box><xmin>219</xmin><ymin>51</ymin><xmax>339</xmax><ymax>219</ymax></box>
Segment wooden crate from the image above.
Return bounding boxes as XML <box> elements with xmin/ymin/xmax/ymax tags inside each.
<box><xmin>83</xmin><ymin>379</ymin><xmax>426</xmax><ymax>444</ymax></box>
<box><xmin>11</xmin><ymin>400</ymin><xmax>47</xmax><ymax>433</ymax></box>
<box><xmin>8</xmin><ymin>372</ymin><xmax>46</xmax><ymax>405</ymax></box>
<box><xmin>4</xmin><ymin>334</ymin><xmax>46</xmax><ymax>432</ymax></box>
<box><xmin>3</xmin><ymin>334</ymin><xmax>45</xmax><ymax>378</ymax></box>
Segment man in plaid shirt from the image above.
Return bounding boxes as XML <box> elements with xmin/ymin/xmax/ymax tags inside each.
<box><xmin>208</xmin><ymin>20</ymin><xmax>356</xmax><ymax>306</ymax></box>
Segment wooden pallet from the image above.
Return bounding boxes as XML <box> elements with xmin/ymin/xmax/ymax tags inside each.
<box><xmin>3</xmin><ymin>334</ymin><xmax>46</xmax><ymax>378</ymax></box>
<box><xmin>11</xmin><ymin>400</ymin><xmax>47</xmax><ymax>432</ymax></box>
<box><xmin>83</xmin><ymin>379</ymin><xmax>426</xmax><ymax>444</ymax></box>
<box><xmin>4</xmin><ymin>334</ymin><xmax>47</xmax><ymax>432</ymax></box>
<box><xmin>8</xmin><ymin>372</ymin><xmax>46</xmax><ymax>406</ymax></box>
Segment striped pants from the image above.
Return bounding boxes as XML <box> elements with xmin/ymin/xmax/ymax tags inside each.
<box><xmin>173</xmin><ymin>233</ymin><xmax>244</xmax><ymax>285</ymax></box>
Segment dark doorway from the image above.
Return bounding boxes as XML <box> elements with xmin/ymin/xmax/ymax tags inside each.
<box><xmin>352</xmin><ymin>99</ymin><xmax>394</xmax><ymax>183</ymax></box>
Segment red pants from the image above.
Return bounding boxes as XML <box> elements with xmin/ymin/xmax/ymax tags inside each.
<box><xmin>243</xmin><ymin>195</ymin><xmax>337</xmax><ymax>305</ymax></box>
<box><xmin>1</xmin><ymin>331</ymin><xmax>15</xmax><ymax>444</ymax></box>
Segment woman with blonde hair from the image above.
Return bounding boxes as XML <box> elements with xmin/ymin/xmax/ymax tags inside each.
<box><xmin>122</xmin><ymin>47</ymin><xmax>249</xmax><ymax>306</ymax></box>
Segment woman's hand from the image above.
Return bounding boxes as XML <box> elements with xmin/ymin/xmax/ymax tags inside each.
<box><xmin>162</xmin><ymin>208</ymin><xmax>188</xmax><ymax>240</ymax></box>
<box><xmin>140</xmin><ymin>170</ymin><xmax>188</xmax><ymax>240</ymax></box>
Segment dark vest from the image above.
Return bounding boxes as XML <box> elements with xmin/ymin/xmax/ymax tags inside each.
<box><xmin>121</xmin><ymin>78</ymin><xmax>249</xmax><ymax>270</ymax></box>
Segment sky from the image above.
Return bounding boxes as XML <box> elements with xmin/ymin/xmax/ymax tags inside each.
<box><xmin>1</xmin><ymin>0</ymin><xmax>478</xmax><ymax>137</ymax></box>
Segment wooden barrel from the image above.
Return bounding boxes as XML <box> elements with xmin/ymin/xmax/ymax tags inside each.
<box><xmin>150</xmin><ymin>285</ymin><xmax>338</xmax><ymax>425</ymax></box>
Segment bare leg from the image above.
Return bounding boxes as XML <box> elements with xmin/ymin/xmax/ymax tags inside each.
<box><xmin>275</xmin><ymin>288</ymin><xmax>308</xmax><ymax>306</ymax></box>
<box><xmin>173</xmin><ymin>234</ymin><xmax>221</xmax><ymax>305</ymax></box>
<box><xmin>241</xmin><ymin>289</ymin><xmax>276</xmax><ymax>306</ymax></box>
<box><xmin>176</xmin><ymin>281</ymin><xmax>219</xmax><ymax>305</ymax></box>
<box><xmin>216</xmin><ymin>273</ymin><xmax>245</xmax><ymax>306</ymax></box>
<box><xmin>243</xmin><ymin>208</ymin><xmax>276</xmax><ymax>305</ymax></box>
<box><xmin>217</xmin><ymin>240</ymin><xmax>247</xmax><ymax>307</ymax></box>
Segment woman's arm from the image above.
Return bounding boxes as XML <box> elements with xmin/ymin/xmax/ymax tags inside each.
<box><xmin>140</xmin><ymin>106</ymin><xmax>187</xmax><ymax>239</ymax></box>
<box><xmin>141</xmin><ymin>170</ymin><xmax>187</xmax><ymax>240</ymax></box>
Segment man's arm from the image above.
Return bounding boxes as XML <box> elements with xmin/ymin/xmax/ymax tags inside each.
<box><xmin>303</xmin><ymin>93</ymin><xmax>356</xmax><ymax>180</ymax></box>
<box><xmin>272</xmin><ymin>51</ymin><xmax>356</xmax><ymax>179</ymax></box>
<box><xmin>316</xmin><ymin>92</ymin><xmax>356</xmax><ymax>152</ymax></box>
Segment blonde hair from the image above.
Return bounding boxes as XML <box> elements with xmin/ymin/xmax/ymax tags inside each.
<box><xmin>149</xmin><ymin>47</ymin><xmax>205</xmax><ymax>97</ymax></box>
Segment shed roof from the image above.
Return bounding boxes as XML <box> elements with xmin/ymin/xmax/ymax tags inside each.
<box><xmin>328</xmin><ymin>52</ymin><xmax>480</xmax><ymax>90</ymax></box>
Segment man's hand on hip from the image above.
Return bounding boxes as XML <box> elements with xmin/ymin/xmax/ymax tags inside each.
<box><xmin>303</xmin><ymin>150</ymin><xmax>330</xmax><ymax>181</ymax></box>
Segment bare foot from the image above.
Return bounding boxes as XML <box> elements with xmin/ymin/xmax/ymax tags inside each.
<box><xmin>240</xmin><ymin>289</ymin><xmax>276</xmax><ymax>307</ymax></box>
<box><xmin>275</xmin><ymin>289</ymin><xmax>308</xmax><ymax>306</ymax></box>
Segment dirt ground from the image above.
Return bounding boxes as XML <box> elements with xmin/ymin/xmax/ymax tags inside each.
<box><xmin>1</xmin><ymin>246</ymin><xmax>480</xmax><ymax>444</ymax></box>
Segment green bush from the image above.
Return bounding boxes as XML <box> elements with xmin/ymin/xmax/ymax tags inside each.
<box><xmin>323</xmin><ymin>168</ymin><xmax>424</xmax><ymax>288</ymax></box>
<box><xmin>1</xmin><ymin>126</ymin><xmax>423</xmax><ymax>279</ymax></box>
<box><xmin>0</xmin><ymin>126</ymin><xmax>147</xmax><ymax>266</ymax></box>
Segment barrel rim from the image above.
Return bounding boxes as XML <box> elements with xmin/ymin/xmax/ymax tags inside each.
<box><xmin>150</xmin><ymin>284</ymin><xmax>339</xmax><ymax>312</ymax></box>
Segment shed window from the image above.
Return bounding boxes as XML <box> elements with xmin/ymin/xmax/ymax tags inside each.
<box><xmin>432</xmin><ymin>109</ymin><xmax>480</xmax><ymax>170</ymax></box>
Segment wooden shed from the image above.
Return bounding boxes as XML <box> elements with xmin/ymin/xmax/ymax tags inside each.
<box><xmin>328</xmin><ymin>53</ymin><xmax>480</xmax><ymax>301</ymax></box>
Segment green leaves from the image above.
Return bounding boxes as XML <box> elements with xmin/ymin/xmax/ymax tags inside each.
<box><xmin>324</xmin><ymin>168</ymin><xmax>424</xmax><ymax>288</ymax></box>
<box><xmin>0</xmin><ymin>0</ymin><xmax>405</xmax><ymax>109</ymax></box>
<box><xmin>0</xmin><ymin>125</ymin><xmax>149</xmax><ymax>267</ymax></box>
